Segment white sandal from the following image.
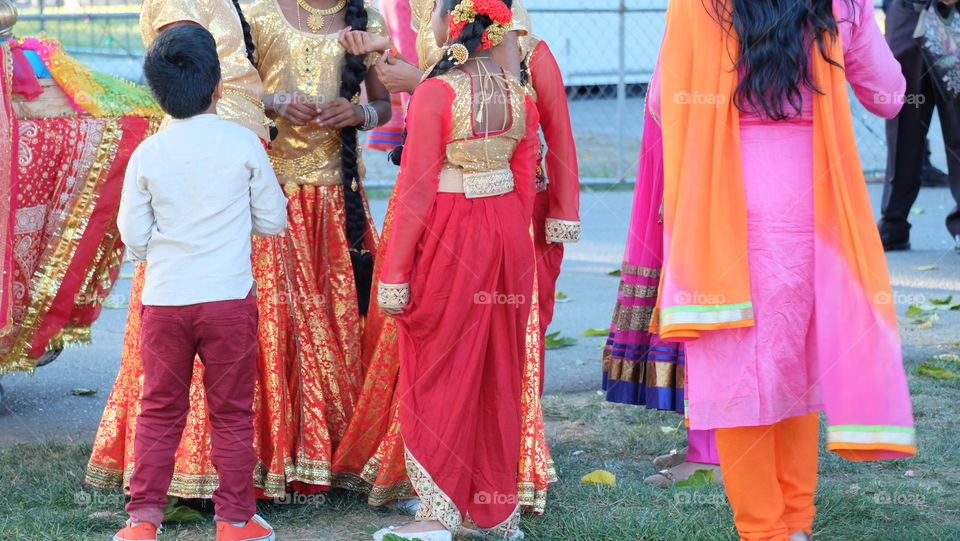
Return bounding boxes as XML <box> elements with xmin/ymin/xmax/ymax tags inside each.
<box><xmin>373</xmin><ymin>524</ymin><xmax>452</xmax><ymax>541</ymax></box>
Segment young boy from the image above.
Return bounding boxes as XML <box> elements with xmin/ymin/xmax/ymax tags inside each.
<box><xmin>112</xmin><ymin>24</ymin><xmax>287</xmax><ymax>541</ymax></box>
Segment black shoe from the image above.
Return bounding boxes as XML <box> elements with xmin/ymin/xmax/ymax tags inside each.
<box><xmin>880</xmin><ymin>231</ymin><xmax>911</xmax><ymax>251</ymax></box>
<box><xmin>921</xmin><ymin>163</ymin><xmax>950</xmax><ymax>187</ymax></box>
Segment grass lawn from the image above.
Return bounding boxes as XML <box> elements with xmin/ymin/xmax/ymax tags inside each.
<box><xmin>1</xmin><ymin>347</ymin><xmax>959</xmax><ymax>540</ymax></box>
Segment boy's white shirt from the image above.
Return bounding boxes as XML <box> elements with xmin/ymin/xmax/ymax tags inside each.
<box><xmin>118</xmin><ymin>113</ymin><xmax>288</xmax><ymax>306</ymax></box>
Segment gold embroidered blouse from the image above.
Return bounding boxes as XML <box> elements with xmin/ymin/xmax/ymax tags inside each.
<box><xmin>247</xmin><ymin>0</ymin><xmax>387</xmax><ymax>186</ymax></box>
<box><xmin>442</xmin><ymin>69</ymin><xmax>526</xmax><ymax>174</ymax></box>
<box><xmin>140</xmin><ymin>0</ymin><xmax>270</xmax><ymax>140</ymax></box>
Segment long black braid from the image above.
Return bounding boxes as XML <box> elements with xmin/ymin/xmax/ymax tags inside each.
<box><xmin>389</xmin><ymin>0</ymin><xmax>512</xmax><ymax>165</ymax></box>
<box><xmin>340</xmin><ymin>0</ymin><xmax>374</xmax><ymax>315</ymax></box>
<box><xmin>231</xmin><ymin>0</ymin><xmax>257</xmax><ymax>65</ymax></box>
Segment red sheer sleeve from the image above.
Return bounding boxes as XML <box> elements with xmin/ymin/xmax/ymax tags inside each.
<box><xmin>378</xmin><ymin>78</ymin><xmax>454</xmax><ymax>298</ymax></box>
<box><xmin>530</xmin><ymin>41</ymin><xmax>581</xmax><ymax>242</ymax></box>
<box><xmin>511</xmin><ymin>94</ymin><xmax>542</xmax><ymax>222</ymax></box>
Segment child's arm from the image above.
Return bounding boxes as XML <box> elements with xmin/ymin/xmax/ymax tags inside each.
<box><xmin>248</xmin><ymin>140</ymin><xmax>288</xmax><ymax>237</ymax></box>
<box><xmin>116</xmin><ymin>152</ymin><xmax>155</xmax><ymax>262</ymax></box>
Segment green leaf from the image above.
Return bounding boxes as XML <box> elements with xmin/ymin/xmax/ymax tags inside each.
<box><xmin>162</xmin><ymin>503</ymin><xmax>203</xmax><ymax>523</ymax></box>
<box><xmin>555</xmin><ymin>291</ymin><xmax>572</xmax><ymax>303</ymax></box>
<box><xmin>581</xmin><ymin>328</ymin><xmax>610</xmax><ymax>337</ymax></box>
<box><xmin>916</xmin><ymin>265</ymin><xmax>938</xmax><ymax>271</ymax></box>
<box><xmin>70</xmin><ymin>388</ymin><xmax>97</xmax><ymax>396</ymax></box>
<box><xmin>916</xmin><ymin>363</ymin><xmax>957</xmax><ymax>380</ymax></box>
<box><xmin>102</xmin><ymin>298</ymin><xmax>128</xmax><ymax>309</ymax></box>
<box><xmin>910</xmin><ymin>208</ymin><xmax>925</xmax><ymax>215</ymax></box>
<box><xmin>932</xmin><ymin>354</ymin><xmax>960</xmax><ymax>363</ymax></box>
<box><xmin>673</xmin><ymin>469</ymin><xmax>717</xmax><ymax>489</ymax></box>
<box><xmin>930</xmin><ymin>296</ymin><xmax>953</xmax><ymax>305</ymax></box>
<box><xmin>544</xmin><ymin>331</ymin><xmax>578</xmax><ymax>350</ymax></box>
<box><xmin>608</xmin><ymin>269</ymin><xmax>622</xmax><ymax>277</ymax></box>
<box><xmin>383</xmin><ymin>535</ymin><xmax>425</xmax><ymax>541</ymax></box>
<box><xmin>905</xmin><ymin>305</ymin><xmax>924</xmax><ymax>317</ymax></box>
<box><xmin>660</xmin><ymin>425</ymin><xmax>679</xmax><ymax>434</ymax></box>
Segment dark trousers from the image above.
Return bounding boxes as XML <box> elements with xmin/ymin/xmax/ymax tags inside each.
<box><xmin>880</xmin><ymin>0</ymin><xmax>960</xmax><ymax>239</ymax></box>
<box><xmin>126</xmin><ymin>293</ymin><xmax>259</xmax><ymax>527</ymax></box>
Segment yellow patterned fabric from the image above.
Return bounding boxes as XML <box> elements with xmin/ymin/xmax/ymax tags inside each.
<box><xmin>246</xmin><ymin>0</ymin><xmax>387</xmax><ymax>185</ymax></box>
<box><xmin>140</xmin><ymin>0</ymin><xmax>270</xmax><ymax>139</ymax></box>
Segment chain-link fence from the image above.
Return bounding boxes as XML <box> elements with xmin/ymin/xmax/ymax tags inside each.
<box><xmin>8</xmin><ymin>0</ymin><xmax>894</xmax><ymax>181</ymax></box>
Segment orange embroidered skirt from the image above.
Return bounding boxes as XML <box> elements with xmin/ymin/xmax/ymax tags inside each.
<box><xmin>85</xmin><ymin>184</ymin><xmax>380</xmax><ymax>497</ymax></box>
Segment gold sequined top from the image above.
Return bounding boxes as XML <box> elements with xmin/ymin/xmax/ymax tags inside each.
<box><xmin>140</xmin><ymin>0</ymin><xmax>270</xmax><ymax>140</ymax></box>
<box><xmin>410</xmin><ymin>0</ymin><xmax>530</xmax><ymax>70</ymax></box>
<box><xmin>441</xmin><ymin>68</ymin><xmax>526</xmax><ymax>173</ymax></box>
<box><xmin>246</xmin><ymin>0</ymin><xmax>386</xmax><ymax>186</ymax></box>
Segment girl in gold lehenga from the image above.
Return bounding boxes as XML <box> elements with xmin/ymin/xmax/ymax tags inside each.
<box><xmin>86</xmin><ymin>0</ymin><xmax>392</xmax><ymax>498</ymax></box>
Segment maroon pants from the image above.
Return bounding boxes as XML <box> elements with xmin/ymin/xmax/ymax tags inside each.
<box><xmin>126</xmin><ymin>293</ymin><xmax>259</xmax><ymax>527</ymax></box>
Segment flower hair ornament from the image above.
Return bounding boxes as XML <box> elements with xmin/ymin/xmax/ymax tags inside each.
<box><xmin>447</xmin><ymin>43</ymin><xmax>470</xmax><ymax>65</ymax></box>
<box><xmin>449</xmin><ymin>0</ymin><xmax>514</xmax><ymax>50</ymax></box>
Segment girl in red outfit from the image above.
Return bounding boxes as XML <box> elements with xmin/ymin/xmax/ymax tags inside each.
<box><xmin>373</xmin><ymin>1</ymin><xmax>538</xmax><ymax>539</ymax></box>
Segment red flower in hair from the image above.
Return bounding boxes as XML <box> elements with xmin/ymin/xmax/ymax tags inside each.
<box><xmin>448</xmin><ymin>18</ymin><xmax>469</xmax><ymax>40</ymax></box>
<box><xmin>472</xmin><ymin>0</ymin><xmax>513</xmax><ymax>24</ymax></box>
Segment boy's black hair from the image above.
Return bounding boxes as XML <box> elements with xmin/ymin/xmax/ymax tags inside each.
<box><xmin>143</xmin><ymin>25</ymin><xmax>222</xmax><ymax>119</ymax></box>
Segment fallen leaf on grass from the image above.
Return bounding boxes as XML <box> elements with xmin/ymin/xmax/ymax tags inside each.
<box><xmin>930</xmin><ymin>296</ymin><xmax>953</xmax><ymax>305</ymax></box>
<box><xmin>544</xmin><ymin>331</ymin><xmax>578</xmax><ymax>350</ymax></box>
<box><xmin>580</xmin><ymin>469</ymin><xmax>617</xmax><ymax>486</ymax></box>
<box><xmin>88</xmin><ymin>511</ymin><xmax>118</xmax><ymax>519</ymax></box>
<box><xmin>916</xmin><ymin>265</ymin><xmax>938</xmax><ymax>271</ymax></box>
<box><xmin>555</xmin><ymin>291</ymin><xmax>571</xmax><ymax>303</ymax></box>
<box><xmin>904</xmin><ymin>470</ymin><xmax>916</xmax><ymax>477</ymax></box>
<box><xmin>581</xmin><ymin>328</ymin><xmax>610</xmax><ymax>337</ymax></box>
<box><xmin>673</xmin><ymin>469</ymin><xmax>717</xmax><ymax>489</ymax></box>
<box><xmin>163</xmin><ymin>501</ymin><xmax>203</xmax><ymax>523</ymax></box>
<box><xmin>384</xmin><ymin>535</ymin><xmax>425</xmax><ymax>541</ymax></box>
<box><xmin>910</xmin><ymin>208</ymin><xmax>925</xmax><ymax>215</ymax></box>
<box><xmin>608</xmin><ymin>269</ymin><xmax>622</xmax><ymax>277</ymax></box>
<box><xmin>916</xmin><ymin>363</ymin><xmax>957</xmax><ymax>379</ymax></box>
<box><xmin>660</xmin><ymin>425</ymin><xmax>679</xmax><ymax>434</ymax></box>
<box><xmin>932</xmin><ymin>354</ymin><xmax>960</xmax><ymax>363</ymax></box>
<box><xmin>102</xmin><ymin>298</ymin><xmax>128</xmax><ymax>309</ymax></box>
<box><xmin>71</xmin><ymin>388</ymin><xmax>97</xmax><ymax>396</ymax></box>
<box><xmin>572</xmin><ymin>450</ymin><xmax>585</xmax><ymax>456</ymax></box>
<box><xmin>906</xmin><ymin>305</ymin><xmax>940</xmax><ymax>328</ymax></box>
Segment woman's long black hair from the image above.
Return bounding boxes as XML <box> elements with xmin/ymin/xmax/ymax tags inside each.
<box><xmin>389</xmin><ymin>0</ymin><xmax>513</xmax><ymax>165</ymax></box>
<box><xmin>340</xmin><ymin>0</ymin><xmax>375</xmax><ymax>316</ymax></box>
<box><xmin>711</xmin><ymin>0</ymin><xmax>852</xmax><ymax>120</ymax></box>
<box><xmin>231</xmin><ymin>0</ymin><xmax>257</xmax><ymax>64</ymax></box>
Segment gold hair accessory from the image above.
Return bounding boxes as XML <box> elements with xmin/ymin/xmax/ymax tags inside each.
<box><xmin>448</xmin><ymin>43</ymin><xmax>469</xmax><ymax>65</ymax></box>
<box><xmin>297</xmin><ymin>0</ymin><xmax>346</xmax><ymax>33</ymax></box>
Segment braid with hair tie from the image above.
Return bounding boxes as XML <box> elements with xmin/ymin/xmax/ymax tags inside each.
<box><xmin>231</xmin><ymin>0</ymin><xmax>257</xmax><ymax>65</ymax></box>
<box><xmin>391</xmin><ymin>0</ymin><xmax>513</xmax><ymax>164</ymax></box>
<box><xmin>340</xmin><ymin>0</ymin><xmax>374</xmax><ymax>315</ymax></box>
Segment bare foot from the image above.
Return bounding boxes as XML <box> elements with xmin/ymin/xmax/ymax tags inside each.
<box><xmin>391</xmin><ymin>520</ymin><xmax>447</xmax><ymax>534</ymax></box>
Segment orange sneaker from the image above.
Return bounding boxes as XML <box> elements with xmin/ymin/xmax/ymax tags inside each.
<box><xmin>112</xmin><ymin>520</ymin><xmax>158</xmax><ymax>541</ymax></box>
<box><xmin>215</xmin><ymin>514</ymin><xmax>275</xmax><ymax>541</ymax></box>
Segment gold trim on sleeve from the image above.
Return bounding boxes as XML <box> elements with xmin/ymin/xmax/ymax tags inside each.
<box><xmin>545</xmin><ymin>218</ymin><xmax>581</xmax><ymax>243</ymax></box>
<box><xmin>377</xmin><ymin>282</ymin><xmax>410</xmax><ymax>310</ymax></box>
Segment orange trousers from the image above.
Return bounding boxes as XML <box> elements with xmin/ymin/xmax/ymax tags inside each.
<box><xmin>715</xmin><ymin>413</ymin><xmax>820</xmax><ymax>541</ymax></box>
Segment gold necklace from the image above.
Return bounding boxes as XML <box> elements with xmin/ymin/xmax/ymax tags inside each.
<box><xmin>296</xmin><ymin>0</ymin><xmax>346</xmax><ymax>33</ymax></box>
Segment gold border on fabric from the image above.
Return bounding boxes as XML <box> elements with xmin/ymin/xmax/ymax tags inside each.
<box><xmin>1</xmin><ymin>119</ymin><xmax>122</xmax><ymax>374</ymax></box>
<box><xmin>658</xmin><ymin>306</ymin><xmax>755</xmax><ymax>327</ymax></box>
<box><xmin>621</xmin><ymin>263</ymin><xmax>661</xmax><ymax>278</ymax></box>
<box><xmin>611</xmin><ymin>301</ymin><xmax>656</xmax><ymax>333</ymax></box>
<box><xmin>827</xmin><ymin>430</ymin><xmax>917</xmax><ymax>447</ymax></box>
<box><xmin>405</xmin><ymin>448</ymin><xmax>462</xmax><ymax>533</ymax></box>
<box><xmin>0</xmin><ymin>42</ymin><xmax>14</xmax><ymax>335</ymax></box>
<box><xmin>618</xmin><ymin>282</ymin><xmax>658</xmax><ymax>299</ymax></box>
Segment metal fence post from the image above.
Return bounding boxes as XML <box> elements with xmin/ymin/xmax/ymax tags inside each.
<box><xmin>616</xmin><ymin>0</ymin><xmax>627</xmax><ymax>182</ymax></box>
